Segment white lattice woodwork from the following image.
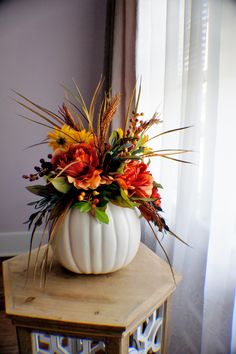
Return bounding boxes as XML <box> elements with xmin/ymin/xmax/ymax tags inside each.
<box><xmin>129</xmin><ymin>306</ymin><xmax>163</xmax><ymax>353</ymax></box>
<box><xmin>31</xmin><ymin>305</ymin><xmax>164</xmax><ymax>354</ymax></box>
<box><xmin>32</xmin><ymin>333</ymin><xmax>105</xmax><ymax>354</ymax></box>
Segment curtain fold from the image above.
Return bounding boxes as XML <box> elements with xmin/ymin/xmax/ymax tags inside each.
<box><xmin>161</xmin><ymin>1</ymin><xmax>209</xmax><ymax>352</ymax></box>
<box><xmin>110</xmin><ymin>0</ymin><xmax>137</xmax><ymax>129</ymax></box>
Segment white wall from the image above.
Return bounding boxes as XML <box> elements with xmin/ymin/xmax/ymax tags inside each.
<box><xmin>0</xmin><ymin>0</ymin><xmax>106</xmax><ymax>255</ymax></box>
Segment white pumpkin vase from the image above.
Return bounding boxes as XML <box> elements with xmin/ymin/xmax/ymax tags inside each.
<box><xmin>54</xmin><ymin>203</ymin><xmax>141</xmax><ymax>274</ymax></box>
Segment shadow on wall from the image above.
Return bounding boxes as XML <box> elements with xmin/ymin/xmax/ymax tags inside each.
<box><xmin>0</xmin><ymin>0</ymin><xmax>106</xmax><ymax>255</ymax></box>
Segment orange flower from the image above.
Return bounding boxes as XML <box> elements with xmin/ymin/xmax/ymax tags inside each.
<box><xmin>52</xmin><ymin>143</ymin><xmax>101</xmax><ymax>190</ymax></box>
<box><xmin>115</xmin><ymin>161</ymin><xmax>153</xmax><ymax>198</ymax></box>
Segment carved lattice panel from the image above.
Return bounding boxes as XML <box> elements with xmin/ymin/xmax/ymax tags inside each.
<box><xmin>32</xmin><ymin>305</ymin><xmax>164</xmax><ymax>354</ymax></box>
<box><xmin>32</xmin><ymin>333</ymin><xmax>105</xmax><ymax>354</ymax></box>
<box><xmin>128</xmin><ymin>305</ymin><xmax>164</xmax><ymax>353</ymax></box>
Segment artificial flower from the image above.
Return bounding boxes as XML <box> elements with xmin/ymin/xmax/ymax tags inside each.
<box><xmin>115</xmin><ymin>160</ymin><xmax>153</xmax><ymax>198</ymax></box>
<box><xmin>151</xmin><ymin>187</ymin><xmax>161</xmax><ymax>207</ymax></box>
<box><xmin>51</xmin><ymin>143</ymin><xmax>102</xmax><ymax>190</ymax></box>
<box><xmin>48</xmin><ymin>125</ymin><xmax>94</xmax><ymax>151</ymax></box>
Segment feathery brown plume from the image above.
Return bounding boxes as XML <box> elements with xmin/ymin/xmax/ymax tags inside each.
<box><xmin>138</xmin><ymin>202</ymin><xmax>164</xmax><ymax>231</ymax></box>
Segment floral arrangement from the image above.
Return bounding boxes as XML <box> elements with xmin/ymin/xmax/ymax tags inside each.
<box><xmin>16</xmin><ymin>80</ymin><xmax>189</xmax><ymax>277</ymax></box>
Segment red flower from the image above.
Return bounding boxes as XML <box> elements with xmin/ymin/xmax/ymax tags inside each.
<box><xmin>52</xmin><ymin>143</ymin><xmax>102</xmax><ymax>190</ymax></box>
<box><xmin>151</xmin><ymin>187</ymin><xmax>161</xmax><ymax>207</ymax></box>
<box><xmin>115</xmin><ymin>161</ymin><xmax>153</xmax><ymax>198</ymax></box>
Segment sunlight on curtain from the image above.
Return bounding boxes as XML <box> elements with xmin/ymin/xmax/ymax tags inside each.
<box><xmin>136</xmin><ymin>0</ymin><xmax>167</xmax><ymax>178</ymax></box>
<box><xmin>136</xmin><ymin>0</ymin><xmax>169</xmax><ymax>251</ymax></box>
<box><xmin>201</xmin><ymin>1</ymin><xmax>236</xmax><ymax>352</ymax></box>
<box><xmin>136</xmin><ymin>0</ymin><xmax>236</xmax><ymax>353</ymax></box>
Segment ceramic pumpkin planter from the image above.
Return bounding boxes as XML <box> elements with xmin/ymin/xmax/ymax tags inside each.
<box><xmin>54</xmin><ymin>203</ymin><xmax>141</xmax><ymax>274</ymax></box>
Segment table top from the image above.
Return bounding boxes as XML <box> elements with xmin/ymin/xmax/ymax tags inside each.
<box><xmin>3</xmin><ymin>243</ymin><xmax>181</xmax><ymax>334</ymax></box>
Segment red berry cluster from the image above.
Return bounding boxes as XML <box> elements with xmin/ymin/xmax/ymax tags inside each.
<box><xmin>126</xmin><ymin>112</ymin><xmax>144</xmax><ymax>138</ymax></box>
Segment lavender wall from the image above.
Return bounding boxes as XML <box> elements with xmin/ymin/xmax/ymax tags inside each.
<box><xmin>0</xmin><ymin>0</ymin><xmax>107</xmax><ymax>254</ymax></box>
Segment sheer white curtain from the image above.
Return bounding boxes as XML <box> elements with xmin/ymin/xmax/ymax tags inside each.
<box><xmin>136</xmin><ymin>0</ymin><xmax>236</xmax><ymax>353</ymax></box>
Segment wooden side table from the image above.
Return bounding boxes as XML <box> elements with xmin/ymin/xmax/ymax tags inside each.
<box><xmin>3</xmin><ymin>243</ymin><xmax>181</xmax><ymax>354</ymax></box>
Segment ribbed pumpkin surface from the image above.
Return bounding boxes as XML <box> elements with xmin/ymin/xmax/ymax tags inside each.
<box><xmin>55</xmin><ymin>204</ymin><xmax>141</xmax><ymax>274</ymax></box>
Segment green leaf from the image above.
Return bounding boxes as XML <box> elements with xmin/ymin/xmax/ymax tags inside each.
<box><xmin>132</xmin><ymin>147</ymin><xmax>145</xmax><ymax>155</ymax></box>
<box><xmin>115</xmin><ymin>163</ymin><xmax>125</xmax><ymax>174</ymax></box>
<box><xmin>111</xmin><ymin>196</ymin><xmax>139</xmax><ymax>208</ymax></box>
<box><xmin>119</xmin><ymin>189</ymin><xmax>139</xmax><ymax>207</ymax></box>
<box><xmin>98</xmin><ymin>199</ymin><xmax>109</xmax><ymax>208</ymax></box>
<box><xmin>50</xmin><ymin>176</ymin><xmax>71</xmax><ymax>194</ymax></box>
<box><xmin>131</xmin><ymin>197</ymin><xmax>156</xmax><ymax>202</ymax></box>
<box><xmin>104</xmin><ymin>183</ymin><xmax>120</xmax><ymax>193</ymax></box>
<box><xmin>120</xmin><ymin>188</ymin><xmax>132</xmax><ymax>202</ymax></box>
<box><xmin>122</xmin><ymin>142</ymin><xmax>133</xmax><ymax>149</ymax></box>
<box><xmin>27</xmin><ymin>201</ymin><xmax>38</xmax><ymax>206</ymax></box>
<box><xmin>72</xmin><ymin>201</ymin><xmax>91</xmax><ymax>213</ymax></box>
<box><xmin>120</xmin><ymin>188</ymin><xmax>128</xmax><ymax>200</ymax></box>
<box><xmin>95</xmin><ymin>209</ymin><xmax>109</xmax><ymax>224</ymax></box>
<box><xmin>109</xmin><ymin>131</ymin><xmax>118</xmax><ymax>147</ymax></box>
<box><xmin>153</xmin><ymin>181</ymin><xmax>163</xmax><ymax>189</ymax></box>
<box><xmin>26</xmin><ymin>185</ymin><xmax>51</xmax><ymax>197</ymax></box>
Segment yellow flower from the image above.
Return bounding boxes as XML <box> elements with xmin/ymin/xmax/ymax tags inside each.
<box><xmin>117</xmin><ymin>128</ymin><xmax>124</xmax><ymax>138</ymax></box>
<box><xmin>141</xmin><ymin>134</ymin><xmax>149</xmax><ymax>145</ymax></box>
<box><xmin>48</xmin><ymin>126</ymin><xmax>70</xmax><ymax>151</ymax></box>
<box><xmin>48</xmin><ymin>125</ymin><xmax>94</xmax><ymax>151</ymax></box>
<box><xmin>141</xmin><ymin>134</ymin><xmax>153</xmax><ymax>154</ymax></box>
<box><xmin>69</xmin><ymin>128</ymin><xmax>94</xmax><ymax>145</ymax></box>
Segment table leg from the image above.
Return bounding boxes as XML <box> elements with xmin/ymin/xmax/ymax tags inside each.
<box><xmin>16</xmin><ymin>327</ymin><xmax>32</xmax><ymax>354</ymax></box>
<box><xmin>105</xmin><ymin>334</ymin><xmax>129</xmax><ymax>354</ymax></box>
<box><xmin>161</xmin><ymin>296</ymin><xmax>172</xmax><ymax>354</ymax></box>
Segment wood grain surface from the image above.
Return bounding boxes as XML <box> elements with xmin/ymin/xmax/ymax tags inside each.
<box><xmin>3</xmin><ymin>243</ymin><xmax>181</xmax><ymax>335</ymax></box>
